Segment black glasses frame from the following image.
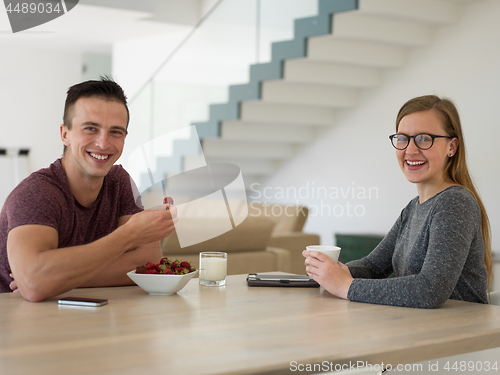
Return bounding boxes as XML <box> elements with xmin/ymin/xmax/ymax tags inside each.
<box><xmin>389</xmin><ymin>133</ymin><xmax>453</xmax><ymax>150</ymax></box>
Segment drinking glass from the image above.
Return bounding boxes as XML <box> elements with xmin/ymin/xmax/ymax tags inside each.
<box><xmin>199</xmin><ymin>252</ymin><xmax>227</xmax><ymax>286</ymax></box>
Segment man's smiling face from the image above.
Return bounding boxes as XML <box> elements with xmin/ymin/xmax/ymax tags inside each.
<box><xmin>60</xmin><ymin>96</ymin><xmax>128</xmax><ymax>182</ymax></box>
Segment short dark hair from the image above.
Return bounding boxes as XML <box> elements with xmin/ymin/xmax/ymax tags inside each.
<box><xmin>63</xmin><ymin>77</ymin><xmax>129</xmax><ymax>130</ymax></box>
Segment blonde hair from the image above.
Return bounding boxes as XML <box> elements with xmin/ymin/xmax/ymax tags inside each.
<box><xmin>396</xmin><ymin>95</ymin><xmax>493</xmax><ymax>290</ymax></box>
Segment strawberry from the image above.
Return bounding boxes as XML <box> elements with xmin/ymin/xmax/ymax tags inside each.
<box><xmin>158</xmin><ymin>264</ymin><xmax>167</xmax><ymax>272</ymax></box>
<box><xmin>163</xmin><ymin>197</ymin><xmax>174</xmax><ymax>205</ymax></box>
<box><xmin>135</xmin><ymin>258</ymin><xmax>196</xmax><ymax>275</ymax></box>
<box><xmin>175</xmin><ymin>267</ymin><xmax>189</xmax><ymax>275</ymax></box>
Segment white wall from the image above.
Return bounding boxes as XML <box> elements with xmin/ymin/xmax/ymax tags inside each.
<box><xmin>1</xmin><ymin>1</ymin><xmax>499</xmax><ymax>249</ymax></box>
<box><xmin>0</xmin><ymin>46</ymin><xmax>81</xmax><ymax>207</ymax></box>
<box><xmin>258</xmin><ymin>0</ymin><xmax>500</xmax><ymax>252</ymax></box>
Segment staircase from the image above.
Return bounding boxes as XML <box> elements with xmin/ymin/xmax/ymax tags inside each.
<box><xmin>139</xmin><ymin>0</ymin><xmax>479</xmax><ymax>192</ymax></box>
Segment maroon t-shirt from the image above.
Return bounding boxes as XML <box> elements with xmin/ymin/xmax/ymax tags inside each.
<box><xmin>0</xmin><ymin>159</ymin><xmax>143</xmax><ymax>293</ymax></box>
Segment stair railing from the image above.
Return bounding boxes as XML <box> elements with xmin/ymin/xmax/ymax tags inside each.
<box><xmin>123</xmin><ymin>0</ymin><xmax>336</xmax><ymax>193</ymax></box>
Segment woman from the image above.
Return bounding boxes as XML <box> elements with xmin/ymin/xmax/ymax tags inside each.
<box><xmin>303</xmin><ymin>95</ymin><xmax>492</xmax><ymax>308</ymax></box>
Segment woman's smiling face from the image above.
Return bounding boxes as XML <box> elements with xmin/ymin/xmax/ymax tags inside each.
<box><xmin>396</xmin><ymin>109</ymin><xmax>457</xmax><ymax>189</ymax></box>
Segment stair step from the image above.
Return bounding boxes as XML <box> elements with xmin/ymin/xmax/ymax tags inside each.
<box><xmin>307</xmin><ymin>36</ymin><xmax>407</xmax><ymax>68</ymax></box>
<box><xmin>183</xmin><ymin>155</ymin><xmax>278</xmax><ymax>176</ymax></box>
<box><xmin>356</xmin><ymin>0</ymin><xmax>460</xmax><ymax>25</ymax></box>
<box><xmin>202</xmin><ymin>139</ymin><xmax>297</xmax><ymax>159</ymax></box>
<box><xmin>332</xmin><ymin>12</ymin><xmax>434</xmax><ymax>47</ymax></box>
<box><xmin>182</xmin><ymin>155</ymin><xmax>206</xmax><ymax>172</ymax></box>
<box><xmin>159</xmin><ymin>0</ymin><xmax>477</xmax><ymax>186</ymax></box>
<box><xmin>261</xmin><ymin>81</ymin><xmax>358</xmax><ymax>108</ymax></box>
<box><xmin>218</xmin><ymin>159</ymin><xmax>278</xmax><ymax>176</ymax></box>
<box><xmin>240</xmin><ymin>101</ymin><xmax>337</xmax><ymax>126</ymax></box>
<box><xmin>284</xmin><ymin>59</ymin><xmax>382</xmax><ymax>88</ymax></box>
<box><xmin>221</xmin><ymin>120</ymin><xmax>319</xmax><ymax>143</ymax></box>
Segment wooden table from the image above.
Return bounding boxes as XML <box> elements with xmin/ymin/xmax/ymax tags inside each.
<box><xmin>1</xmin><ymin>274</ymin><xmax>500</xmax><ymax>375</ymax></box>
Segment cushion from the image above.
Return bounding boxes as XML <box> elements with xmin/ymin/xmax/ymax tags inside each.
<box><xmin>248</xmin><ymin>203</ymin><xmax>309</xmax><ymax>233</ymax></box>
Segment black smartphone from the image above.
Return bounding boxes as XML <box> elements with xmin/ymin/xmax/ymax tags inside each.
<box><xmin>58</xmin><ymin>297</ymin><xmax>108</xmax><ymax>307</ymax></box>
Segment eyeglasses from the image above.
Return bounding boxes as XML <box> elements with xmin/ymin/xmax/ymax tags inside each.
<box><xmin>389</xmin><ymin>133</ymin><xmax>453</xmax><ymax>150</ymax></box>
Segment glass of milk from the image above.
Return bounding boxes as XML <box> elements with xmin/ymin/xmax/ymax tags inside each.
<box><xmin>199</xmin><ymin>252</ymin><xmax>227</xmax><ymax>286</ymax></box>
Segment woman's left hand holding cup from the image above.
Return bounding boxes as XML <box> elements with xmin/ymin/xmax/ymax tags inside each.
<box><xmin>303</xmin><ymin>249</ymin><xmax>353</xmax><ymax>300</ymax></box>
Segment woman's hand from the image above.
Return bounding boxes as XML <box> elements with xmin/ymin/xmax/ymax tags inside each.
<box><xmin>303</xmin><ymin>250</ymin><xmax>354</xmax><ymax>299</ymax></box>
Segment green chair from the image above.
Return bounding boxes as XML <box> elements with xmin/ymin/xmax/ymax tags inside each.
<box><xmin>335</xmin><ymin>234</ymin><xmax>384</xmax><ymax>263</ymax></box>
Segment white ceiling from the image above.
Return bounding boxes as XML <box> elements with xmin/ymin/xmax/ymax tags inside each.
<box><xmin>0</xmin><ymin>2</ymin><xmax>191</xmax><ymax>54</ymax></box>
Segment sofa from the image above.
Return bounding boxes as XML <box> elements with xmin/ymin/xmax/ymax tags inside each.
<box><xmin>150</xmin><ymin>196</ymin><xmax>320</xmax><ymax>276</ymax></box>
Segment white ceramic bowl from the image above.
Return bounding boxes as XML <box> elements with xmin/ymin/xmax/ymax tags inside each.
<box><xmin>127</xmin><ymin>270</ymin><xmax>198</xmax><ymax>295</ymax></box>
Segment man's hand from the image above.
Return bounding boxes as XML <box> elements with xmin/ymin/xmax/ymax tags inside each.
<box><xmin>81</xmin><ymin>205</ymin><xmax>176</xmax><ymax>287</ymax></box>
<box><xmin>9</xmin><ymin>273</ymin><xmax>18</xmax><ymax>292</ymax></box>
<box><xmin>303</xmin><ymin>249</ymin><xmax>353</xmax><ymax>299</ymax></box>
<box><xmin>7</xmin><ymin>204</ymin><xmax>178</xmax><ymax>302</ymax></box>
<box><xmin>80</xmin><ymin>209</ymin><xmax>171</xmax><ymax>288</ymax></box>
<box><xmin>122</xmin><ymin>205</ymin><xmax>178</xmax><ymax>249</ymax></box>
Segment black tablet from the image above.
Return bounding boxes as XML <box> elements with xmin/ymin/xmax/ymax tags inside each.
<box><xmin>247</xmin><ymin>273</ymin><xmax>320</xmax><ymax>288</ymax></box>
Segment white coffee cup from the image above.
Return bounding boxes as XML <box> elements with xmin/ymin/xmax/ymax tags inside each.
<box><xmin>306</xmin><ymin>245</ymin><xmax>341</xmax><ymax>262</ymax></box>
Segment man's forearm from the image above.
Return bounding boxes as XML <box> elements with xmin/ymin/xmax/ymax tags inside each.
<box><xmin>9</xmin><ymin>224</ymin><xmax>141</xmax><ymax>301</ymax></box>
<box><xmin>9</xmin><ymin>208</ymin><xmax>176</xmax><ymax>302</ymax></box>
<box><xmin>79</xmin><ymin>241</ymin><xmax>162</xmax><ymax>287</ymax></box>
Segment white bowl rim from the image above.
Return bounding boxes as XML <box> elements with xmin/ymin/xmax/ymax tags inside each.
<box><xmin>127</xmin><ymin>269</ymin><xmax>198</xmax><ymax>276</ymax></box>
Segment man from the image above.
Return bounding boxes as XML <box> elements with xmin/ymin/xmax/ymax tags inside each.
<box><xmin>0</xmin><ymin>78</ymin><xmax>176</xmax><ymax>301</ymax></box>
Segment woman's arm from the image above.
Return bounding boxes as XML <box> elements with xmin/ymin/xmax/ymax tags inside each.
<box><xmin>347</xmin><ymin>191</ymin><xmax>482</xmax><ymax>308</ymax></box>
<box><xmin>346</xmin><ymin>209</ymin><xmax>404</xmax><ymax>279</ymax></box>
<box><xmin>303</xmin><ymin>207</ymin><xmax>404</xmax><ymax>300</ymax></box>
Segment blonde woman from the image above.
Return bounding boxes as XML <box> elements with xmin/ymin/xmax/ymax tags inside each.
<box><xmin>304</xmin><ymin>95</ymin><xmax>492</xmax><ymax>308</ymax></box>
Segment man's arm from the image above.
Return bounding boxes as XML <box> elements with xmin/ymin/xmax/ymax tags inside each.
<box><xmin>7</xmin><ymin>206</ymin><xmax>176</xmax><ymax>302</ymax></box>
<box><xmin>79</xmin><ymin>214</ymin><xmax>162</xmax><ymax>288</ymax></box>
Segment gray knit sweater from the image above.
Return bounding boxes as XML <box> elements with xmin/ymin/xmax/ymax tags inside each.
<box><xmin>346</xmin><ymin>186</ymin><xmax>488</xmax><ymax>309</ymax></box>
